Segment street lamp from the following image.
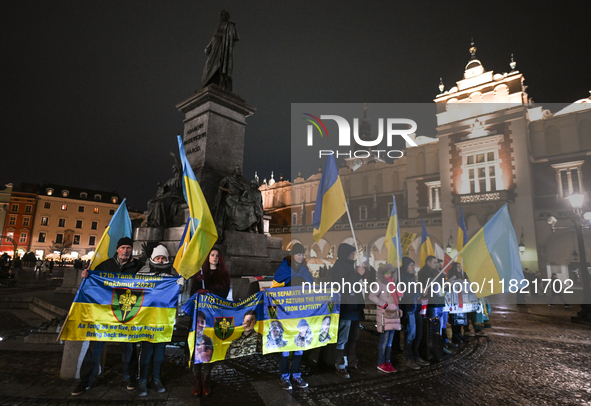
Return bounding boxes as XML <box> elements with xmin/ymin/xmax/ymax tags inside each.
<box><xmin>519</xmin><ymin>230</ymin><xmax>525</xmax><ymax>255</ymax></box>
<box><xmin>567</xmin><ymin>193</ymin><xmax>591</xmax><ymax>324</ymax></box>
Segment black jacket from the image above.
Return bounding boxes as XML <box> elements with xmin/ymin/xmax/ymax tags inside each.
<box><xmin>332</xmin><ymin>244</ymin><xmax>365</xmax><ymax>321</ymax></box>
<box><xmin>418</xmin><ymin>264</ymin><xmax>445</xmax><ymax>307</ymax></box>
<box><xmin>95</xmin><ymin>255</ymin><xmax>142</xmax><ymax>274</ymax></box>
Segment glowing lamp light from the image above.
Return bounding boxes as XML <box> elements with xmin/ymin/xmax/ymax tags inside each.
<box><xmin>584</xmin><ymin>212</ymin><xmax>591</xmax><ymax>221</ymax></box>
<box><xmin>567</xmin><ymin>193</ymin><xmax>585</xmax><ymax>210</ymax></box>
<box><xmin>519</xmin><ymin>242</ymin><xmax>525</xmax><ymax>254</ymax></box>
<box><xmin>446</xmin><ymin>243</ymin><xmax>452</xmax><ymax>254</ymax></box>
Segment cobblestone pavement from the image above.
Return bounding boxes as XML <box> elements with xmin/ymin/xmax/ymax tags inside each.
<box><xmin>0</xmin><ymin>302</ymin><xmax>590</xmax><ymax>405</ymax></box>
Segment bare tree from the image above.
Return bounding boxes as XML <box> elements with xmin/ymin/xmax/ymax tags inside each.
<box><xmin>49</xmin><ymin>230</ymin><xmax>74</xmax><ymax>260</ymax></box>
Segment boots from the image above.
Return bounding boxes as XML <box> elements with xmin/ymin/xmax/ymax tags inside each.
<box><xmin>192</xmin><ymin>375</ymin><xmax>201</xmax><ymax>397</ymax></box>
<box><xmin>202</xmin><ymin>374</ymin><xmax>211</xmax><ymax>397</ymax></box>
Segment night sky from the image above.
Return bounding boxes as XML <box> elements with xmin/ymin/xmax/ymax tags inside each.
<box><xmin>2</xmin><ymin>1</ymin><xmax>589</xmax><ymax>210</ymax></box>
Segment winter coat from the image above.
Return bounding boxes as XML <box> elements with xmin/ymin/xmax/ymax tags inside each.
<box><xmin>271</xmin><ymin>256</ymin><xmax>313</xmax><ymax>288</ymax></box>
<box><xmin>94</xmin><ymin>255</ymin><xmax>142</xmax><ymax>274</ymax></box>
<box><xmin>369</xmin><ymin>271</ymin><xmax>402</xmax><ymax>332</ymax></box>
<box><xmin>399</xmin><ymin>257</ymin><xmax>420</xmax><ymax>313</ymax></box>
<box><xmin>332</xmin><ymin>243</ymin><xmax>365</xmax><ymax>321</ymax></box>
<box><xmin>418</xmin><ymin>263</ymin><xmax>445</xmax><ymax>307</ymax></box>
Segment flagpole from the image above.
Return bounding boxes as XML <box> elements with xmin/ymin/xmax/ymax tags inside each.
<box><xmin>424</xmin><ymin>250</ymin><xmax>461</xmax><ymax>293</ymax></box>
<box><xmin>344</xmin><ymin>202</ymin><xmax>361</xmax><ymax>265</ymax></box>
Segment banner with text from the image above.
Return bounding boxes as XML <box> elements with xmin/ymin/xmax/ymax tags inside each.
<box><xmin>190</xmin><ymin>287</ymin><xmax>340</xmax><ymax>363</ymax></box>
<box><xmin>60</xmin><ymin>271</ymin><xmax>180</xmax><ymax>342</ymax></box>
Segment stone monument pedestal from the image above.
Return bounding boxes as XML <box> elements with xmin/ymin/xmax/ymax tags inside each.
<box><xmin>55</xmin><ymin>268</ymin><xmax>83</xmax><ymax>294</ymax></box>
<box><xmin>176</xmin><ymin>85</ymin><xmax>256</xmax><ymax>206</ymax></box>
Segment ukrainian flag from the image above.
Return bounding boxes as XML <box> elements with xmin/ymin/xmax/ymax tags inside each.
<box><xmin>174</xmin><ymin>135</ymin><xmax>218</xmax><ymax>279</ymax></box>
<box><xmin>312</xmin><ymin>155</ymin><xmax>346</xmax><ymax>242</ymax></box>
<box><xmin>419</xmin><ymin>219</ymin><xmax>435</xmax><ymax>268</ymax></box>
<box><xmin>89</xmin><ymin>199</ymin><xmax>132</xmax><ymax>270</ymax></box>
<box><xmin>459</xmin><ymin>204</ymin><xmax>524</xmax><ymax>297</ymax></box>
<box><xmin>384</xmin><ymin>195</ymin><xmax>403</xmax><ymax>269</ymax></box>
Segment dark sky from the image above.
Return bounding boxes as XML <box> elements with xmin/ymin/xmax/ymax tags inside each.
<box><xmin>2</xmin><ymin>1</ymin><xmax>589</xmax><ymax>210</ymax></box>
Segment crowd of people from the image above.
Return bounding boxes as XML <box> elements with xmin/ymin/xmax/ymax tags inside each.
<box><xmin>68</xmin><ymin>237</ymin><xmax>494</xmax><ymax>398</ymax></box>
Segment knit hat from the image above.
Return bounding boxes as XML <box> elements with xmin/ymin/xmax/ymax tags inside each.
<box><xmin>291</xmin><ymin>243</ymin><xmax>305</xmax><ymax>255</ymax></box>
<box><xmin>117</xmin><ymin>237</ymin><xmax>133</xmax><ymax>249</ymax></box>
<box><xmin>151</xmin><ymin>245</ymin><xmax>169</xmax><ymax>261</ymax></box>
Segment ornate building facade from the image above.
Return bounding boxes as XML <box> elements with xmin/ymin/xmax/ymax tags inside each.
<box><xmin>261</xmin><ymin>47</ymin><xmax>591</xmax><ymax>282</ymax></box>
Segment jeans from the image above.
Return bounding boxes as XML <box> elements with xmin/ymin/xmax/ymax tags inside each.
<box><xmin>403</xmin><ymin>310</ymin><xmax>422</xmax><ymax>361</ymax></box>
<box><xmin>79</xmin><ymin>341</ymin><xmax>137</xmax><ymax>387</ymax></box>
<box><xmin>377</xmin><ymin>330</ymin><xmax>395</xmax><ymax>365</ymax></box>
<box><xmin>279</xmin><ymin>350</ymin><xmax>304</xmax><ymax>379</ymax></box>
<box><xmin>335</xmin><ymin>319</ymin><xmax>360</xmax><ymax>368</ymax></box>
<box><xmin>139</xmin><ymin>342</ymin><xmax>166</xmax><ymax>381</ymax></box>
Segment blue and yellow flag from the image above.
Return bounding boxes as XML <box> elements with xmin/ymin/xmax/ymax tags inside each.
<box><xmin>419</xmin><ymin>219</ymin><xmax>435</xmax><ymax>268</ymax></box>
<box><xmin>90</xmin><ymin>199</ymin><xmax>132</xmax><ymax>270</ymax></box>
<box><xmin>60</xmin><ymin>271</ymin><xmax>181</xmax><ymax>342</ymax></box>
<box><xmin>459</xmin><ymin>204</ymin><xmax>524</xmax><ymax>297</ymax></box>
<box><xmin>174</xmin><ymin>135</ymin><xmax>218</xmax><ymax>279</ymax></box>
<box><xmin>384</xmin><ymin>195</ymin><xmax>403</xmax><ymax>269</ymax></box>
<box><xmin>312</xmin><ymin>155</ymin><xmax>347</xmax><ymax>242</ymax></box>
<box><xmin>457</xmin><ymin>206</ymin><xmax>469</xmax><ymax>263</ymax></box>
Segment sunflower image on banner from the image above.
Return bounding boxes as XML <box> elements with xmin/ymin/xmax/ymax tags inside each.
<box><xmin>262</xmin><ymin>287</ymin><xmax>340</xmax><ymax>354</ymax></box>
<box><xmin>60</xmin><ymin>271</ymin><xmax>181</xmax><ymax>342</ymax></box>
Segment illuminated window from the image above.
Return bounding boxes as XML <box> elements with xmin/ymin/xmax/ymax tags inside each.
<box><xmin>94</xmin><ymin>207</ymin><xmax>99</xmax><ymax>214</ymax></box>
<box><xmin>38</xmin><ymin>233</ymin><xmax>46</xmax><ymax>243</ymax></box>
<box><xmin>61</xmin><ymin>204</ymin><xmax>68</xmax><ymax>211</ymax></box>
<box><xmin>46</xmin><ymin>188</ymin><xmax>53</xmax><ymax>196</ymax></box>
<box><xmin>75</xmin><ymin>220</ymin><xmax>83</xmax><ymax>229</ymax></box>
<box><xmin>56</xmin><ymin>234</ymin><xmax>63</xmax><ymax>244</ymax></box>
<box><xmin>551</xmin><ymin>161</ymin><xmax>584</xmax><ymax>198</ymax></box>
<box><xmin>20</xmin><ymin>232</ymin><xmax>27</xmax><ymax>243</ymax></box>
<box><xmin>62</xmin><ymin>190</ymin><xmax>69</xmax><ymax>197</ymax></box>
<box><xmin>466</xmin><ymin>151</ymin><xmax>497</xmax><ymax>193</ymax></box>
<box><xmin>359</xmin><ymin>205</ymin><xmax>367</xmax><ymax>220</ymax></box>
<box><xmin>425</xmin><ymin>181</ymin><xmax>442</xmax><ymax>211</ymax></box>
<box><xmin>8</xmin><ymin>216</ymin><xmax>16</xmax><ymax>226</ymax></box>
<box><xmin>25</xmin><ymin>205</ymin><xmax>32</xmax><ymax>213</ymax></box>
<box><xmin>11</xmin><ymin>204</ymin><xmax>18</xmax><ymax>212</ymax></box>
<box><xmin>91</xmin><ymin>221</ymin><xmax>98</xmax><ymax>230</ymax></box>
<box><xmin>111</xmin><ymin>196</ymin><xmax>118</xmax><ymax>204</ymax></box>
<box><xmin>89</xmin><ymin>236</ymin><xmax>96</xmax><ymax>246</ymax></box>
<box><xmin>23</xmin><ymin>217</ymin><xmax>30</xmax><ymax>226</ymax></box>
<box><xmin>58</xmin><ymin>218</ymin><xmax>66</xmax><ymax>227</ymax></box>
<box><xmin>78</xmin><ymin>206</ymin><xmax>84</xmax><ymax>213</ymax></box>
<box><xmin>41</xmin><ymin>217</ymin><xmax>48</xmax><ymax>226</ymax></box>
<box><xmin>44</xmin><ymin>202</ymin><xmax>51</xmax><ymax>209</ymax></box>
<box><xmin>73</xmin><ymin>235</ymin><xmax>80</xmax><ymax>245</ymax></box>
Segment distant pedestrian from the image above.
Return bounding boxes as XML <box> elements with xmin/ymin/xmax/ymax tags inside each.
<box><xmin>49</xmin><ymin>259</ymin><xmax>54</xmax><ymax>275</ymax></box>
<box><xmin>12</xmin><ymin>256</ymin><xmax>22</xmax><ymax>280</ymax></box>
<box><xmin>548</xmin><ymin>273</ymin><xmax>571</xmax><ymax>308</ymax></box>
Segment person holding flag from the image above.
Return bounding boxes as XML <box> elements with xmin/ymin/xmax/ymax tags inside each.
<box><xmin>185</xmin><ymin>247</ymin><xmax>231</xmax><ymax>397</ymax></box>
<box><xmin>72</xmin><ymin>201</ymin><xmax>143</xmax><ymax>396</ymax></box>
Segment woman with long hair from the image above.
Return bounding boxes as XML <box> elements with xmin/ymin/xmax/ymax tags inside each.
<box><xmin>187</xmin><ymin>247</ymin><xmax>231</xmax><ymax>397</ymax></box>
